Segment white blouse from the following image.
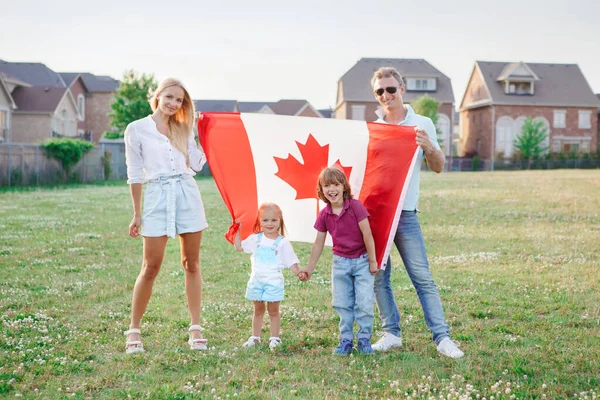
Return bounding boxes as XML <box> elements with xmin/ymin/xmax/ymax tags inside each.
<box><xmin>124</xmin><ymin>116</ymin><xmax>207</xmax><ymax>184</ymax></box>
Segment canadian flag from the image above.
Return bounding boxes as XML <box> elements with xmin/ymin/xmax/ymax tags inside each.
<box><xmin>199</xmin><ymin>113</ymin><xmax>419</xmax><ymax>268</ymax></box>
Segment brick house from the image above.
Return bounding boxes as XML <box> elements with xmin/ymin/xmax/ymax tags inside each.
<box><xmin>60</xmin><ymin>73</ymin><xmax>120</xmax><ymax>143</ymax></box>
<box><xmin>335</xmin><ymin>58</ymin><xmax>455</xmax><ymax>156</ymax></box>
<box><xmin>459</xmin><ymin>61</ymin><xmax>600</xmax><ymax>160</ymax></box>
<box><xmin>0</xmin><ymin>61</ymin><xmax>80</xmax><ymax>143</ymax></box>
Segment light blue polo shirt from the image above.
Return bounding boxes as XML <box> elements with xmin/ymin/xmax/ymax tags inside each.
<box><xmin>375</xmin><ymin>105</ymin><xmax>441</xmax><ymax>211</ymax></box>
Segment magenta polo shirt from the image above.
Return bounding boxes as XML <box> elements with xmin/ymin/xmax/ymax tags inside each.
<box><xmin>314</xmin><ymin>198</ymin><xmax>370</xmax><ymax>258</ymax></box>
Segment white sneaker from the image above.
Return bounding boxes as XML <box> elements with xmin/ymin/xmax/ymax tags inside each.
<box><xmin>242</xmin><ymin>336</ymin><xmax>260</xmax><ymax>348</ymax></box>
<box><xmin>372</xmin><ymin>332</ymin><xmax>403</xmax><ymax>351</ymax></box>
<box><xmin>436</xmin><ymin>338</ymin><xmax>464</xmax><ymax>359</ymax></box>
<box><xmin>269</xmin><ymin>337</ymin><xmax>282</xmax><ymax>350</ymax></box>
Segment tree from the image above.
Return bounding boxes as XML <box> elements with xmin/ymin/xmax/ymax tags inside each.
<box><xmin>412</xmin><ymin>94</ymin><xmax>441</xmax><ymax>132</ymax></box>
<box><xmin>513</xmin><ymin>117</ymin><xmax>549</xmax><ymax>163</ymax></box>
<box><xmin>105</xmin><ymin>70</ymin><xmax>158</xmax><ymax>139</ymax></box>
<box><xmin>411</xmin><ymin>94</ymin><xmax>443</xmax><ymax>149</ymax></box>
<box><xmin>41</xmin><ymin>138</ymin><xmax>94</xmax><ymax>181</ymax></box>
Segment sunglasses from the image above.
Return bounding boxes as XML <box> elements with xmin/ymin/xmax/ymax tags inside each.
<box><xmin>375</xmin><ymin>86</ymin><xmax>399</xmax><ymax>96</ymax></box>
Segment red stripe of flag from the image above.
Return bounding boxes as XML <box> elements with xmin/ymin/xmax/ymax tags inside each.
<box><xmin>362</xmin><ymin>122</ymin><xmax>419</xmax><ymax>267</ymax></box>
<box><xmin>199</xmin><ymin>113</ymin><xmax>258</xmax><ymax>242</ymax></box>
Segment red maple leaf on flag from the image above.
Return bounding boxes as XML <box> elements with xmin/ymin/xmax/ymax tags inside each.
<box><xmin>274</xmin><ymin>134</ymin><xmax>352</xmax><ymax>201</ymax></box>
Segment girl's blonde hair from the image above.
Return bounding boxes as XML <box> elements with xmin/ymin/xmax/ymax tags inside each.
<box><xmin>317</xmin><ymin>167</ymin><xmax>353</xmax><ymax>204</ymax></box>
<box><xmin>252</xmin><ymin>203</ymin><xmax>286</xmax><ymax>236</ymax></box>
<box><xmin>150</xmin><ymin>78</ymin><xmax>195</xmax><ymax>166</ymax></box>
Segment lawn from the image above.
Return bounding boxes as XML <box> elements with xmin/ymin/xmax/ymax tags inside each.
<box><xmin>0</xmin><ymin>170</ymin><xmax>598</xmax><ymax>399</ymax></box>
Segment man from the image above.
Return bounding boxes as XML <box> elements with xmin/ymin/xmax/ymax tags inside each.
<box><xmin>370</xmin><ymin>67</ymin><xmax>464</xmax><ymax>358</ymax></box>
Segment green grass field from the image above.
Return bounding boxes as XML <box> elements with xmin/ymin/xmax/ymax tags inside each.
<box><xmin>0</xmin><ymin>170</ymin><xmax>598</xmax><ymax>399</ymax></box>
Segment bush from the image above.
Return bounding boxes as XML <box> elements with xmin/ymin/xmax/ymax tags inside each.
<box><xmin>102</xmin><ymin>150</ymin><xmax>112</xmax><ymax>180</ymax></box>
<box><xmin>472</xmin><ymin>155</ymin><xmax>480</xmax><ymax>171</ymax></box>
<box><xmin>41</xmin><ymin>138</ymin><xmax>94</xmax><ymax>181</ymax></box>
<box><xmin>103</xmin><ymin>131</ymin><xmax>124</xmax><ymax>140</ymax></box>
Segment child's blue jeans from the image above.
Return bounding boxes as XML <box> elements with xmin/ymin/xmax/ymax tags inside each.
<box><xmin>332</xmin><ymin>253</ymin><xmax>374</xmax><ymax>341</ymax></box>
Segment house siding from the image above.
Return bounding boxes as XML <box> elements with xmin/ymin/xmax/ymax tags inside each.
<box><xmin>11</xmin><ymin>114</ymin><xmax>52</xmax><ymax>143</ymax></box>
<box><xmin>69</xmin><ymin>79</ymin><xmax>87</xmax><ymax>132</ymax></box>
<box><xmin>462</xmin><ymin>67</ymin><xmax>490</xmax><ymax>105</ymax></box>
<box><xmin>86</xmin><ymin>92</ymin><xmax>114</xmax><ymax>143</ymax></box>
<box><xmin>297</xmin><ymin>106</ymin><xmax>320</xmax><ymax>118</ymax></box>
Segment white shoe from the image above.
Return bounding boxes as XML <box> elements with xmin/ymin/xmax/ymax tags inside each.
<box><xmin>372</xmin><ymin>332</ymin><xmax>402</xmax><ymax>352</ymax></box>
<box><xmin>269</xmin><ymin>337</ymin><xmax>282</xmax><ymax>350</ymax></box>
<box><xmin>242</xmin><ymin>336</ymin><xmax>261</xmax><ymax>348</ymax></box>
<box><xmin>436</xmin><ymin>338</ymin><xmax>464</xmax><ymax>359</ymax></box>
<box><xmin>124</xmin><ymin>328</ymin><xmax>145</xmax><ymax>354</ymax></box>
<box><xmin>188</xmin><ymin>325</ymin><xmax>208</xmax><ymax>351</ymax></box>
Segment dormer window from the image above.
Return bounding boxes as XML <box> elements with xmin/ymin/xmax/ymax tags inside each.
<box><xmin>497</xmin><ymin>62</ymin><xmax>539</xmax><ymax>96</ymax></box>
<box><xmin>504</xmin><ymin>81</ymin><xmax>534</xmax><ymax>95</ymax></box>
<box><xmin>406</xmin><ymin>78</ymin><xmax>436</xmax><ymax>92</ymax></box>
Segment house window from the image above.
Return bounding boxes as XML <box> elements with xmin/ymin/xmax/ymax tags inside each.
<box><xmin>77</xmin><ymin>94</ymin><xmax>85</xmax><ymax>121</ymax></box>
<box><xmin>61</xmin><ymin>110</ymin><xmax>67</xmax><ymax>135</ymax></box>
<box><xmin>436</xmin><ymin>114</ymin><xmax>451</xmax><ymax>156</ymax></box>
<box><xmin>578</xmin><ymin>110</ymin><xmax>591</xmax><ymax>129</ymax></box>
<box><xmin>496</xmin><ymin>117</ymin><xmax>514</xmax><ymax>157</ymax></box>
<box><xmin>564</xmin><ymin>143</ymin><xmax>579</xmax><ymax>154</ymax></box>
<box><xmin>351</xmin><ymin>105</ymin><xmax>366</xmax><ymax>121</ymax></box>
<box><xmin>406</xmin><ymin>78</ymin><xmax>436</xmax><ymax>91</ymax></box>
<box><xmin>553</xmin><ymin>110</ymin><xmax>566</xmax><ymax>128</ymax></box>
<box><xmin>581</xmin><ymin>140</ymin><xmax>590</xmax><ymax>152</ymax></box>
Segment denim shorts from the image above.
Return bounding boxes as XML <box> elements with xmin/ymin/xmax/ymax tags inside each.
<box><xmin>142</xmin><ymin>175</ymin><xmax>208</xmax><ymax>238</ymax></box>
<box><xmin>245</xmin><ymin>274</ymin><xmax>284</xmax><ymax>302</ymax></box>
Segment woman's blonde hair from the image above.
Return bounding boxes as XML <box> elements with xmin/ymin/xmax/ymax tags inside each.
<box><xmin>150</xmin><ymin>78</ymin><xmax>195</xmax><ymax>165</ymax></box>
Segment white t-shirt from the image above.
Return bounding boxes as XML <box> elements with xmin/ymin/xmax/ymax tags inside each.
<box><xmin>241</xmin><ymin>234</ymin><xmax>299</xmax><ymax>271</ymax></box>
<box><xmin>375</xmin><ymin>104</ymin><xmax>441</xmax><ymax>211</ymax></box>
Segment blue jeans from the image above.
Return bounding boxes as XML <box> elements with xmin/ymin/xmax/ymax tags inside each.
<box><xmin>332</xmin><ymin>253</ymin><xmax>375</xmax><ymax>341</ymax></box>
<box><xmin>374</xmin><ymin>211</ymin><xmax>450</xmax><ymax>344</ymax></box>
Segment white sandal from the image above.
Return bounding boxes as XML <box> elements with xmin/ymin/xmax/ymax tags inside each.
<box><xmin>188</xmin><ymin>325</ymin><xmax>208</xmax><ymax>351</ymax></box>
<box><xmin>124</xmin><ymin>328</ymin><xmax>144</xmax><ymax>354</ymax></box>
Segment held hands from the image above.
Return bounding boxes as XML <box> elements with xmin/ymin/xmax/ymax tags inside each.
<box><xmin>415</xmin><ymin>127</ymin><xmax>434</xmax><ymax>154</ymax></box>
<box><xmin>369</xmin><ymin>261</ymin><xmax>379</xmax><ymax>275</ymax></box>
<box><xmin>297</xmin><ymin>269</ymin><xmax>312</xmax><ymax>282</ymax></box>
<box><xmin>129</xmin><ymin>216</ymin><xmax>141</xmax><ymax>238</ymax></box>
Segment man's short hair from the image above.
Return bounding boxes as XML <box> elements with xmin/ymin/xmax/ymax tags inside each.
<box><xmin>371</xmin><ymin>67</ymin><xmax>404</xmax><ymax>88</ymax></box>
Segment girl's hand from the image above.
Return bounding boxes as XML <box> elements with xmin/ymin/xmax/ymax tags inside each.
<box><xmin>297</xmin><ymin>272</ymin><xmax>306</xmax><ymax>281</ymax></box>
<box><xmin>299</xmin><ymin>270</ymin><xmax>312</xmax><ymax>281</ymax></box>
<box><xmin>129</xmin><ymin>216</ymin><xmax>141</xmax><ymax>238</ymax></box>
<box><xmin>369</xmin><ymin>261</ymin><xmax>379</xmax><ymax>275</ymax></box>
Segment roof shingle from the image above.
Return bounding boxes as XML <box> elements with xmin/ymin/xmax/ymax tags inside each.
<box><xmin>0</xmin><ymin>60</ymin><xmax>65</xmax><ymax>87</ymax></box>
<box><xmin>12</xmin><ymin>86</ymin><xmax>67</xmax><ymax>113</ymax></box>
<box><xmin>474</xmin><ymin>61</ymin><xmax>600</xmax><ymax>108</ymax></box>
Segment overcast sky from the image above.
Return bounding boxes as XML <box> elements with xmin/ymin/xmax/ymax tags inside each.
<box><xmin>2</xmin><ymin>0</ymin><xmax>599</xmax><ymax>110</ymax></box>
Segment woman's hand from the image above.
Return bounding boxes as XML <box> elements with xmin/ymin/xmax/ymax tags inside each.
<box><xmin>129</xmin><ymin>215</ymin><xmax>141</xmax><ymax>238</ymax></box>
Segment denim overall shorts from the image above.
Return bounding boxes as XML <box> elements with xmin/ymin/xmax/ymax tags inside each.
<box><xmin>245</xmin><ymin>233</ymin><xmax>285</xmax><ymax>302</ymax></box>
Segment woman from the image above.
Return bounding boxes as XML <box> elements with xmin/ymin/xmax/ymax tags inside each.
<box><xmin>123</xmin><ymin>78</ymin><xmax>208</xmax><ymax>353</ymax></box>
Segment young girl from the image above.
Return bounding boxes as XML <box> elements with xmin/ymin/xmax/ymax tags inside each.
<box><xmin>301</xmin><ymin>167</ymin><xmax>378</xmax><ymax>355</ymax></box>
<box><xmin>234</xmin><ymin>203</ymin><xmax>302</xmax><ymax>350</ymax></box>
<box><xmin>123</xmin><ymin>78</ymin><xmax>209</xmax><ymax>354</ymax></box>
